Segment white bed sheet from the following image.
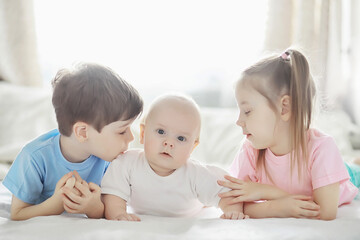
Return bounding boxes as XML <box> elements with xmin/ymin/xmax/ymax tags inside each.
<box><xmin>1</xmin><ymin>183</ymin><xmax>360</xmax><ymax>240</ymax></box>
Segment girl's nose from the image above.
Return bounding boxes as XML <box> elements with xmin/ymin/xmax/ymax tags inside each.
<box><xmin>236</xmin><ymin>118</ymin><xmax>245</xmax><ymax>127</ymax></box>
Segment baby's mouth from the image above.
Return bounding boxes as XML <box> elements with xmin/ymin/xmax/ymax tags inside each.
<box><xmin>161</xmin><ymin>152</ymin><xmax>172</xmax><ymax>157</ymax></box>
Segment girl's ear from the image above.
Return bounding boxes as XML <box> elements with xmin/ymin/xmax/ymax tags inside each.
<box><xmin>139</xmin><ymin>124</ymin><xmax>145</xmax><ymax>144</ymax></box>
<box><xmin>280</xmin><ymin>95</ymin><xmax>291</xmax><ymax>121</ymax></box>
<box><xmin>73</xmin><ymin>122</ymin><xmax>89</xmax><ymax>142</ymax></box>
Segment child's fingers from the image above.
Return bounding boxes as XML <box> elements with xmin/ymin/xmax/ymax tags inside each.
<box><xmin>57</xmin><ymin>172</ymin><xmax>73</xmax><ymax>189</ymax></box>
<box><xmin>130</xmin><ymin>214</ymin><xmax>141</xmax><ymax>221</ymax></box>
<box><xmin>217</xmin><ymin>180</ymin><xmax>243</xmax><ymax>190</ymax></box>
<box><xmin>88</xmin><ymin>182</ymin><xmax>101</xmax><ymax>193</ymax></box>
<box><xmin>63</xmin><ymin>196</ymin><xmax>80</xmax><ymax>212</ymax></box>
<box><xmin>301</xmin><ymin>201</ymin><xmax>320</xmax><ymax>210</ymax></box>
<box><xmin>218</xmin><ymin>190</ymin><xmax>242</xmax><ymax>198</ymax></box>
<box><xmin>292</xmin><ymin>195</ymin><xmax>312</xmax><ymax>201</ymax></box>
<box><xmin>63</xmin><ymin>187</ymin><xmax>83</xmax><ymax>204</ymax></box>
<box><xmin>74</xmin><ymin>181</ymin><xmax>91</xmax><ymax>197</ymax></box>
<box><xmin>72</xmin><ymin>170</ymin><xmax>83</xmax><ymax>182</ymax></box>
<box><xmin>224</xmin><ymin>175</ymin><xmax>244</xmax><ymax>184</ymax></box>
<box><xmin>299</xmin><ymin>208</ymin><xmax>320</xmax><ymax>218</ymax></box>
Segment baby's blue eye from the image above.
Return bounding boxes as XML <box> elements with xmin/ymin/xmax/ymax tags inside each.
<box><xmin>177</xmin><ymin>136</ymin><xmax>186</xmax><ymax>142</ymax></box>
<box><xmin>157</xmin><ymin>129</ymin><xmax>165</xmax><ymax>135</ymax></box>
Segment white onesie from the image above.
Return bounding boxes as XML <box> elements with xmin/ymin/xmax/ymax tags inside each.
<box><xmin>101</xmin><ymin>149</ymin><xmax>229</xmax><ymax>217</ymax></box>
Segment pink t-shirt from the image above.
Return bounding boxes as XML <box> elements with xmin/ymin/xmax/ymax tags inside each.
<box><xmin>229</xmin><ymin>129</ymin><xmax>358</xmax><ymax>206</ymax></box>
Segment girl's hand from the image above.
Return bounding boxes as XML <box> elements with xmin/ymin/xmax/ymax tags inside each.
<box><xmin>272</xmin><ymin>195</ymin><xmax>320</xmax><ymax>218</ymax></box>
<box><xmin>218</xmin><ymin>175</ymin><xmax>265</xmax><ymax>202</ymax></box>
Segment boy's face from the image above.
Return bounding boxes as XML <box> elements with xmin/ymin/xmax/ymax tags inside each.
<box><xmin>141</xmin><ymin>102</ymin><xmax>200</xmax><ymax>176</ymax></box>
<box><xmin>87</xmin><ymin>118</ymin><xmax>135</xmax><ymax>162</ymax></box>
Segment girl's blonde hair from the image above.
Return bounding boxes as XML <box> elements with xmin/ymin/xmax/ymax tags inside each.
<box><xmin>239</xmin><ymin>49</ymin><xmax>316</xmax><ymax>181</ymax></box>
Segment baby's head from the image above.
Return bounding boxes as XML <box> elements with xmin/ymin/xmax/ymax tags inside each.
<box><xmin>52</xmin><ymin>62</ymin><xmax>143</xmax><ymax>136</ymax></box>
<box><xmin>140</xmin><ymin>93</ymin><xmax>201</xmax><ymax>176</ymax></box>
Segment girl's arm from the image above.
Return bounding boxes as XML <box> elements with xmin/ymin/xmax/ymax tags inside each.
<box><xmin>102</xmin><ymin>194</ymin><xmax>140</xmax><ymax>221</ymax></box>
<box><xmin>243</xmin><ymin>195</ymin><xmax>320</xmax><ymax>218</ymax></box>
<box><xmin>218</xmin><ymin>175</ymin><xmax>289</xmax><ymax>202</ymax></box>
<box><xmin>312</xmin><ymin>182</ymin><xmax>340</xmax><ymax>220</ymax></box>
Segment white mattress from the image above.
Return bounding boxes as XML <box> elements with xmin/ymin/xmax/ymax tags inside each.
<box><xmin>1</xmin><ymin>182</ymin><xmax>360</xmax><ymax>240</ymax></box>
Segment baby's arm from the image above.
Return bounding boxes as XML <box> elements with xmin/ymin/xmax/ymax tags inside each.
<box><xmin>10</xmin><ymin>172</ymin><xmax>73</xmax><ymax>220</ymax></box>
<box><xmin>102</xmin><ymin>194</ymin><xmax>140</xmax><ymax>221</ymax></box>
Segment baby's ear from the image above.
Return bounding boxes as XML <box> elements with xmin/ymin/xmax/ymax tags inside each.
<box><xmin>73</xmin><ymin>122</ymin><xmax>89</xmax><ymax>142</ymax></box>
<box><xmin>139</xmin><ymin>124</ymin><xmax>145</xmax><ymax>144</ymax></box>
<box><xmin>191</xmin><ymin>139</ymin><xmax>199</xmax><ymax>152</ymax></box>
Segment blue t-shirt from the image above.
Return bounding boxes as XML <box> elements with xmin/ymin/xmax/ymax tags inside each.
<box><xmin>3</xmin><ymin>129</ymin><xmax>109</xmax><ymax>204</ymax></box>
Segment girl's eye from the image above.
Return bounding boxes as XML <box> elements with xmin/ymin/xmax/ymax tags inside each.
<box><xmin>177</xmin><ymin>136</ymin><xmax>186</xmax><ymax>142</ymax></box>
<box><xmin>157</xmin><ymin>129</ymin><xmax>165</xmax><ymax>135</ymax></box>
<box><xmin>119</xmin><ymin>129</ymin><xmax>126</xmax><ymax>135</ymax></box>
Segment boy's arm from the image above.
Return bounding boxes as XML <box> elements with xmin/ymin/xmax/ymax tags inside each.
<box><xmin>218</xmin><ymin>196</ymin><xmax>247</xmax><ymax>220</ymax></box>
<box><xmin>102</xmin><ymin>194</ymin><xmax>140</xmax><ymax>221</ymax></box>
<box><xmin>10</xmin><ymin>172</ymin><xmax>73</xmax><ymax>220</ymax></box>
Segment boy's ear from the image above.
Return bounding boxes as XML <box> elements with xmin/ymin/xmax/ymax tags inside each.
<box><xmin>73</xmin><ymin>122</ymin><xmax>89</xmax><ymax>142</ymax></box>
<box><xmin>280</xmin><ymin>95</ymin><xmax>291</xmax><ymax>121</ymax></box>
<box><xmin>139</xmin><ymin>124</ymin><xmax>145</xmax><ymax>144</ymax></box>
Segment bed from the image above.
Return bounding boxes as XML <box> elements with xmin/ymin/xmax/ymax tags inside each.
<box><xmin>1</xmin><ymin>82</ymin><xmax>360</xmax><ymax>240</ymax></box>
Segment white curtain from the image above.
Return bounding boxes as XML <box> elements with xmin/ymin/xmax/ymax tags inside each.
<box><xmin>263</xmin><ymin>0</ymin><xmax>360</xmax><ymax>124</ymax></box>
<box><xmin>0</xmin><ymin>0</ymin><xmax>42</xmax><ymax>86</ymax></box>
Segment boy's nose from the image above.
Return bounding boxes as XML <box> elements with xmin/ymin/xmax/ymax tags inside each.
<box><xmin>127</xmin><ymin>129</ymin><xmax>134</xmax><ymax>142</ymax></box>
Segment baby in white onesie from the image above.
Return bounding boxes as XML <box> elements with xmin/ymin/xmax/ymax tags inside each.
<box><xmin>101</xmin><ymin>94</ymin><xmax>246</xmax><ymax>221</ymax></box>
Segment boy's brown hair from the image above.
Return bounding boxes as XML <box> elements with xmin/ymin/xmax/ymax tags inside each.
<box><xmin>52</xmin><ymin>63</ymin><xmax>143</xmax><ymax>136</ymax></box>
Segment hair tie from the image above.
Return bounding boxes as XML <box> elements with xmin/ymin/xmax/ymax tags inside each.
<box><xmin>280</xmin><ymin>51</ymin><xmax>290</xmax><ymax>61</ymax></box>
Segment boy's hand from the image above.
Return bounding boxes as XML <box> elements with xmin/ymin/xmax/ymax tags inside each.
<box><xmin>53</xmin><ymin>172</ymin><xmax>74</xmax><ymax>208</ymax></box>
<box><xmin>112</xmin><ymin>212</ymin><xmax>141</xmax><ymax>221</ymax></box>
<box><xmin>62</xmin><ymin>171</ymin><xmax>103</xmax><ymax>218</ymax></box>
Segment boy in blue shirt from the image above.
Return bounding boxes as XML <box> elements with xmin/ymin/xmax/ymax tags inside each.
<box><xmin>3</xmin><ymin>63</ymin><xmax>143</xmax><ymax>220</ymax></box>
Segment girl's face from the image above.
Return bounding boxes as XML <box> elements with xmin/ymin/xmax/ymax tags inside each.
<box><xmin>235</xmin><ymin>82</ymin><xmax>279</xmax><ymax>150</ymax></box>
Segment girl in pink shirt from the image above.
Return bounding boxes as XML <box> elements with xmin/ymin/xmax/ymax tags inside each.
<box><xmin>218</xmin><ymin>49</ymin><xmax>358</xmax><ymax>220</ymax></box>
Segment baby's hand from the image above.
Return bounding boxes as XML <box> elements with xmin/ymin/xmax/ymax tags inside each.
<box><xmin>113</xmin><ymin>213</ymin><xmax>141</xmax><ymax>221</ymax></box>
<box><xmin>220</xmin><ymin>211</ymin><xmax>249</xmax><ymax>220</ymax></box>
